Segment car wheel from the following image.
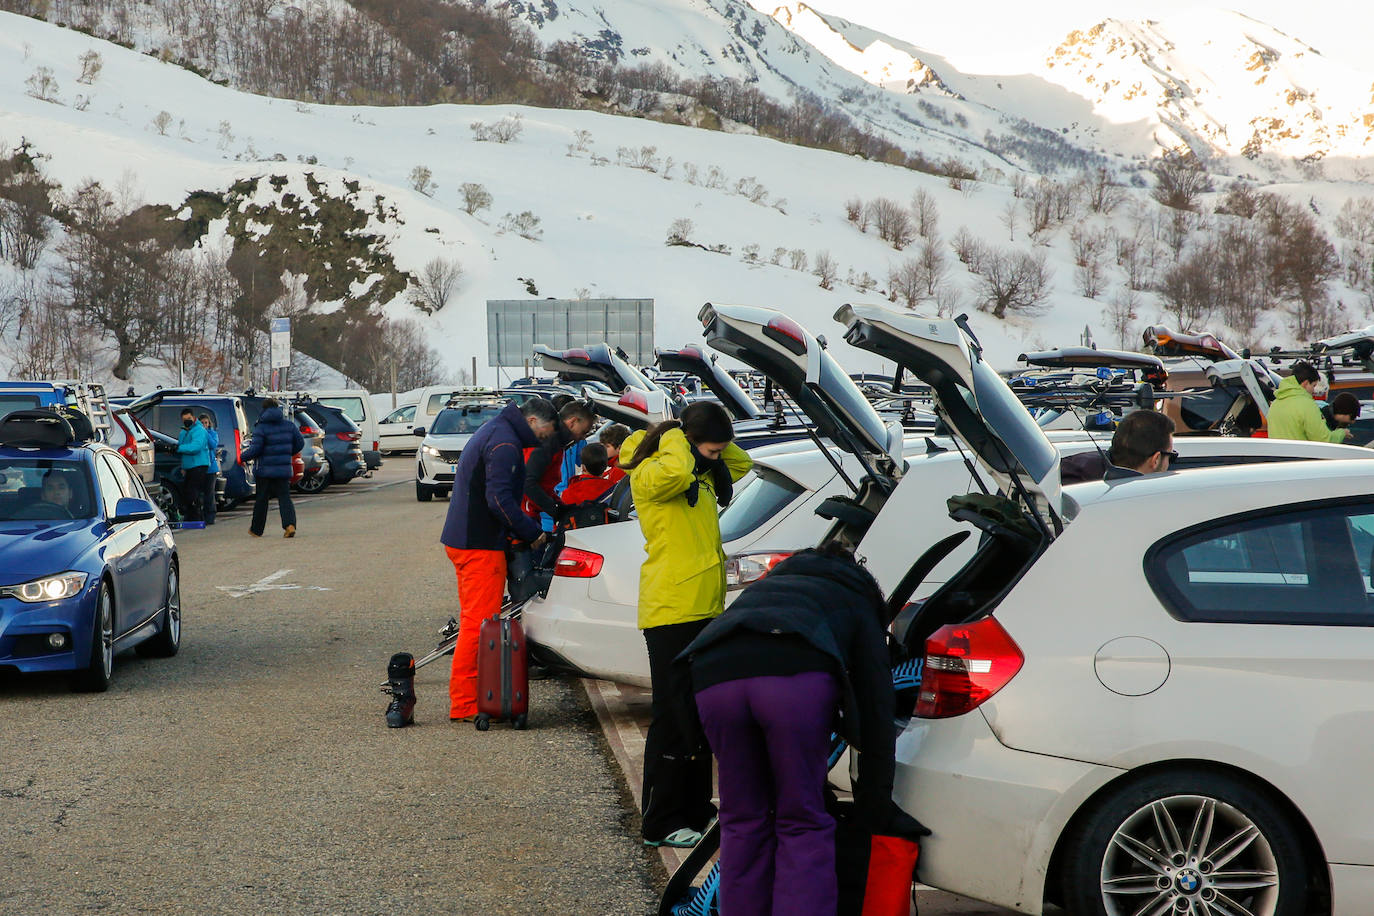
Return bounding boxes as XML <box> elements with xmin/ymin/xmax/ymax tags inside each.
<box><xmin>73</xmin><ymin>579</ymin><xmax>114</xmax><ymax>693</ymax></box>
<box><xmin>137</xmin><ymin>562</ymin><xmax>181</xmax><ymax>658</ymax></box>
<box><xmin>296</xmin><ymin>462</ymin><xmax>331</xmax><ymax>495</ymax></box>
<box><xmin>1061</xmin><ymin>770</ymin><xmax>1308</xmax><ymax>916</ymax></box>
<box><xmin>156</xmin><ymin>480</ymin><xmax>180</xmax><ymax>521</ymax></box>
<box><xmin>416</xmin><ymin>482</ymin><xmax>433</xmax><ymax>502</ymax></box>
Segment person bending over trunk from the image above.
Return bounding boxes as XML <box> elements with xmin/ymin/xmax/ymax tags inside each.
<box><xmin>1268</xmin><ymin>361</ymin><xmax>1350</xmax><ymax>443</ymax></box>
<box><xmin>622</xmin><ymin>401</ymin><xmax>751</xmax><ymax>849</ymax></box>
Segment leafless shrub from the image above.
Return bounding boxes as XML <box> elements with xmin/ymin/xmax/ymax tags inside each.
<box><xmin>845</xmin><ymin>197</ymin><xmax>864</xmax><ymax>228</ymax></box>
<box><xmin>460</xmin><ymin>182</ymin><xmax>492</xmax><ymax>216</ymax></box>
<box><xmin>152</xmin><ymin>111</ymin><xmax>174</xmax><ymax>136</ymax></box>
<box><xmin>788</xmin><ymin>249</ymin><xmax>808</xmax><ymax>272</ymax></box>
<box><xmin>813</xmin><ymin>251</ymin><xmax>837</xmax><ymax>290</ymax></box>
<box><xmin>1104</xmin><ymin>289</ymin><xmax>1140</xmax><ymax>350</ymax></box>
<box><xmin>866</xmin><ymin>198</ymin><xmax>913</xmax><ymax>250</ymax></box>
<box><xmin>25</xmin><ymin>67</ymin><xmax>59</xmax><ymax>102</ymax></box>
<box><xmin>412</xmin><ymin>257</ymin><xmax>462</xmax><ymax>313</ymax></box>
<box><xmin>500</xmin><ymin>210</ymin><xmax>542</xmax><ymax>240</ymax></box>
<box><xmin>666</xmin><ymin>218</ymin><xmax>695</xmax><ymax>246</ymax></box>
<box><xmin>409</xmin><ymin>165</ymin><xmax>436</xmax><ymax>197</ymax></box>
<box><xmin>910</xmin><ymin>188</ymin><xmax>938</xmax><ymax>238</ymax></box>
<box><xmin>77</xmin><ymin>50</ymin><xmax>103</xmax><ymax>85</ymax></box>
<box><xmin>974</xmin><ymin>248</ymin><xmax>1053</xmax><ymax>319</ymax></box>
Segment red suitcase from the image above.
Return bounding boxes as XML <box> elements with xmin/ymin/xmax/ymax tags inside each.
<box><xmin>475</xmin><ymin>612</ymin><xmax>529</xmax><ymax>730</ymax></box>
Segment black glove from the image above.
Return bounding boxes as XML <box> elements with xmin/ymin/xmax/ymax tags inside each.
<box><xmin>710</xmin><ymin>459</ymin><xmax>733</xmax><ymax>507</ymax></box>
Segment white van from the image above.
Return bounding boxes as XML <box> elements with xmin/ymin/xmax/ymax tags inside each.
<box><xmin>277</xmin><ymin>388</ymin><xmax>382</xmax><ymax>469</ymax></box>
<box><xmin>407</xmin><ymin>385</ymin><xmax>498</xmax><ymax>441</ymax></box>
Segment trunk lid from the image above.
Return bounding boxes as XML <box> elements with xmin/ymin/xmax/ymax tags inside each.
<box><xmin>534</xmin><ymin>344</ymin><xmax>657</xmax><ymax>393</ymax></box>
<box><xmin>835</xmin><ymin>304</ymin><xmax>1061</xmax><ymax>531</ymax></box>
<box><xmin>654</xmin><ymin>345</ymin><xmax>761</xmax><ymax>420</ymax></box>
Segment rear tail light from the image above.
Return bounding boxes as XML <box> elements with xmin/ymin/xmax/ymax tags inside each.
<box><xmin>553</xmin><ymin>547</ymin><xmax>604</xmax><ymax>578</ymax></box>
<box><xmin>725</xmin><ymin>552</ymin><xmax>792</xmax><ymax>590</ymax></box>
<box><xmin>234</xmin><ymin>428</ymin><xmax>243</xmax><ymax>464</ymax></box>
<box><xmin>372</xmin><ymin>440</ymin><xmax>379</xmax><ymax>452</ymax></box>
<box><xmin>335</xmin><ymin>431</ymin><xmax>361</xmax><ymax>441</ymax></box>
<box><xmin>915</xmin><ymin>616</ymin><xmax>1024</xmax><ymax>719</ymax></box>
<box><xmin>763</xmin><ymin>315</ymin><xmax>808</xmax><ymax>355</ymax></box>
<box><xmin>119</xmin><ymin>442</ymin><xmax>138</xmax><ymax>463</ymax></box>
<box><xmin>300</xmin><ymin>425</ymin><xmax>320</xmax><ymax>436</ymax></box>
<box><xmin>618</xmin><ymin>389</ymin><xmax>649</xmax><ymax>414</ymax></box>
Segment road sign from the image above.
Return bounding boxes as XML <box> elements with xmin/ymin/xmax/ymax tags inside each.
<box><xmin>270</xmin><ymin>317</ymin><xmax>291</xmax><ymax>369</ymax></box>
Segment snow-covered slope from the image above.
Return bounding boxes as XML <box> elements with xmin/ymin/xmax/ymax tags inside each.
<box><xmin>756</xmin><ymin>3</ymin><xmax>1374</xmax><ymax>179</ymax></box>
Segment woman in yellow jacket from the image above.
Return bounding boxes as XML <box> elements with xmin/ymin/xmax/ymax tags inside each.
<box><xmin>622</xmin><ymin>401</ymin><xmax>752</xmax><ymax>848</ymax></box>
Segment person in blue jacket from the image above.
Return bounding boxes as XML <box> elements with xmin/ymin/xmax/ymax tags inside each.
<box><xmin>441</xmin><ymin>397</ymin><xmax>556</xmax><ymax>721</ymax></box>
<box><xmin>175</xmin><ymin>407</ymin><xmax>211</xmax><ymax>521</ymax></box>
<box><xmin>240</xmin><ymin>398</ymin><xmax>305</xmax><ymax>538</ymax></box>
<box><xmin>198</xmin><ymin>413</ymin><xmax>220</xmax><ymax>526</ymax></box>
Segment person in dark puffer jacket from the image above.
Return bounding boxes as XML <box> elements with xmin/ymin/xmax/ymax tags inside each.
<box><xmin>675</xmin><ymin>544</ymin><xmax>927</xmax><ymax>916</ymax></box>
<box><xmin>241</xmin><ymin>398</ymin><xmax>305</xmax><ymax>538</ymax></box>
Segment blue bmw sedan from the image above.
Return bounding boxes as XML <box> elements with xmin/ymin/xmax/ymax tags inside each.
<box><xmin>0</xmin><ymin>417</ymin><xmax>180</xmax><ymax>691</ymax></box>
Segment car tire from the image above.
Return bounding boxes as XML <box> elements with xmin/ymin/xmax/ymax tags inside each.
<box><xmin>137</xmin><ymin>562</ymin><xmax>181</xmax><ymax>659</ymax></box>
<box><xmin>1060</xmin><ymin>770</ymin><xmax>1308</xmax><ymax>916</ymax></box>
<box><xmin>156</xmin><ymin>479</ymin><xmax>180</xmax><ymax>521</ymax></box>
<box><xmin>416</xmin><ymin>482</ymin><xmax>433</xmax><ymax>502</ymax></box>
<box><xmin>72</xmin><ymin>579</ymin><xmax>114</xmax><ymax>693</ymax></box>
<box><xmin>296</xmin><ymin>462</ymin><xmax>331</xmax><ymax>495</ymax></box>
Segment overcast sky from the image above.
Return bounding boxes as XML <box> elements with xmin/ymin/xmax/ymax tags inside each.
<box><xmin>806</xmin><ymin>2</ymin><xmax>1368</xmax><ymax>73</ymax></box>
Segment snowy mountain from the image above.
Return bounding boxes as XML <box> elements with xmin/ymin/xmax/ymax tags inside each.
<box><xmin>753</xmin><ymin>3</ymin><xmax>1374</xmax><ymax>180</ymax></box>
<box><xmin>1</xmin><ymin>9</ymin><xmax>1371</xmax><ymax>395</ymax></box>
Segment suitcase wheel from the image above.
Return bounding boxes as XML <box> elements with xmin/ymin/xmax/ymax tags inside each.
<box><xmin>475</xmin><ymin>713</ymin><xmax>491</xmax><ymax>731</ymax></box>
<box><xmin>513</xmin><ymin>714</ymin><xmax>528</xmax><ymax>730</ymax></box>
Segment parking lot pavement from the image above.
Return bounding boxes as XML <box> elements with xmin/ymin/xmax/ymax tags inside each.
<box><xmin>0</xmin><ymin>466</ymin><xmax>660</xmax><ymax>915</ymax></box>
<box><xmin>582</xmin><ymin>683</ymin><xmax>1021</xmax><ymax>915</ymax></box>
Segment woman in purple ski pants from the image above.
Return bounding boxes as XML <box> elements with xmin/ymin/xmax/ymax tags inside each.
<box><xmin>675</xmin><ymin>544</ymin><xmax>925</xmax><ymax>915</ymax></box>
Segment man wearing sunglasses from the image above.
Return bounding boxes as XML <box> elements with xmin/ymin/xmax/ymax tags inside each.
<box><xmin>1105</xmin><ymin>408</ymin><xmax>1177</xmax><ymax>479</ymax></box>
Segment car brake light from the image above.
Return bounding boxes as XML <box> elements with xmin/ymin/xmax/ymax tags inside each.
<box><xmin>372</xmin><ymin>440</ymin><xmax>379</xmax><ymax>452</ymax></box>
<box><xmin>554</xmin><ymin>547</ymin><xmax>603</xmax><ymax>578</ymax></box>
<box><xmin>764</xmin><ymin>315</ymin><xmax>808</xmax><ymax>355</ymax></box>
<box><xmin>300</xmin><ymin>425</ymin><xmax>319</xmax><ymax>436</ymax></box>
<box><xmin>234</xmin><ymin>428</ymin><xmax>243</xmax><ymax>464</ymax></box>
<box><xmin>565</xmin><ymin>348</ymin><xmax>591</xmax><ymax>363</ymax></box>
<box><xmin>119</xmin><ymin>442</ymin><xmax>138</xmax><ymax>463</ymax></box>
<box><xmin>618</xmin><ymin>390</ymin><xmax>649</xmax><ymax>414</ymax></box>
<box><xmin>725</xmin><ymin>552</ymin><xmax>792</xmax><ymax>590</ymax></box>
<box><xmin>336</xmin><ymin>431</ymin><xmax>360</xmax><ymax>441</ymax></box>
<box><xmin>915</xmin><ymin>616</ymin><xmax>1024</xmax><ymax>719</ymax></box>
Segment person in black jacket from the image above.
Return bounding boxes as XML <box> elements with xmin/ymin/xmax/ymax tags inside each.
<box><xmin>523</xmin><ymin>399</ymin><xmax>595</xmax><ymax>531</ymax></box>
<box><xmin>676</xmin><ymin>544</ymin><xmax>925</xmax><ymax>916</ymax></box>
<box><xmin>240</xmin><ymin>399</ymin><xmax>305</xmax><ymax>538</ymax></box>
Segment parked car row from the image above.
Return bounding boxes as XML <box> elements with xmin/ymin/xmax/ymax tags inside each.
<box><xmin>514</xmin><ymin>303</ymin><xmax>1374</xmax><ymax>916</ymax></box>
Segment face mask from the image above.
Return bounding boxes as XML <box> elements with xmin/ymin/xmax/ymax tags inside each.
<box><xmin>183</xmin><ymin>418</ymin><xmax>195</xmax><ymax>429</ymax></box>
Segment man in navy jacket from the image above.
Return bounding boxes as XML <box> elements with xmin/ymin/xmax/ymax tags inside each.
<box><xmin>441</xmin><ymin>397</ymin><xmax>557</xmax><ymax>721</ymax></box>
<box><xmin>241</xmin><ymin>399</ymin><xmax>306</xmax><ymax>537</ymax></box>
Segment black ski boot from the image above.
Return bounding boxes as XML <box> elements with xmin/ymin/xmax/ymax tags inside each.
<box><xmin>381</xmin><ymin>652</ymin><xmax>416</xmax><ymax>728</ymax></box>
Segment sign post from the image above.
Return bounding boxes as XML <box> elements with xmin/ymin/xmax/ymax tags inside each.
<box><xmin>270</xmin><ymin>317</ymin><xmax>291</xmax><ymax>389</ymax></box>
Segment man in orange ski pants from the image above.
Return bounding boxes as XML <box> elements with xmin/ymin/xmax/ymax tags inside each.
<box><xmin>440</xmin><ymin>398</ymin><xmax>556</xmax><ymax>720</ymax></box>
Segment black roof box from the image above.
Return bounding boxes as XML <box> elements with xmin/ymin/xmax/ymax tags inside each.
<box><xmin>0</xmin><ymin>408</ymin><xmax>83</xmax><ymax>448</ymax></box>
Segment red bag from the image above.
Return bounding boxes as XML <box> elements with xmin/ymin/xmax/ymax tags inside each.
<box><xmin>860</xmin><ymin>835</ymin><xmax>921</xmax><ymax>916</ymax></box>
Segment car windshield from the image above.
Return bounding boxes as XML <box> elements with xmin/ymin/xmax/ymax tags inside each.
<box><xmin>433</xmin><ymin>405</ymin><xmax>503</xmax><ymax>435</ymax></box>
<box><xmin>0</xmin><ymin>458</ymin><xmax>97</xmax><ymax>520</ymax></box>
<box><xmin>717</xmin><ymin>466</ymin><xmax>806</xmax><ymax>543</ymax></box>
<box><xmin>318</xmin><ymin>397</ymin><xmax>365</xmax><ymax>422</ymax></box>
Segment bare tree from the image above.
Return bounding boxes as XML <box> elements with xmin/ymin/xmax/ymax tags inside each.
<box><xmin>788</xmin><ymin>249</ymin><xmax>808</xmax><ymax>272</ymax></box>
<box><xmin>666</xmin><ymin>218</ymin><xmax>694</xmax><ymax>246</ymax></box>
<box><xmin>813</xmin><ymin>250</ymin><xmax>838</xmax><ymax>290</ymax></box>
<box><xmin>0</xmin><ymin>171</ymin><xmax>55</xmax><ymax>270</ymax></box>
<box><xmin>500</xmin><ymin>211</ymin><xmax>542</xmax><ymax>241</ymax></box>
<box><xmin>1334</xmin><ymin>197</ymin><xmax>1374</xmax><ymax>245</ymax></box>
<box><xmin>975</xmin><ymin>248</ymin><xmax>1053</xmax><ymax>319</ymax></box>
<box><xmin>910</xmin><ymin>188</ymin><xmax>938</xmax><ymax>238</ymax></box>
<box><xmin>844</xmin><ymin>197</ymin><xmax>864</xmax><ymax>229</ymax></box>
<box><xmin>460</xmin><ymin>182</ymin><xmax>492</xmax><ymax>216</ymax></box>
<box><xmin>409</xmin><ymin>165</ymin><xmax>436</xmax><ymax>197</ymax></box>
<box><xmin>152</xmin><ymin>111</ymin><xmax>174</xmax><ymax>135</ymax></box>
<box><xmin>888</xmin><ymin>258</ymin><xmax>923</xmax><ymax>308</ymax></box>
<box><xmin>25</xmin><ymin>67</ymin><xmax>59</xmax><ymax>102</ymax></box>
<box><xmin>1151</xmin><ymin>147</ymin><xmax>1214</xmax><ymax>212</ymax></box>
<box><xmin>1104</xmin><ymin>289</ymin><xmax>1140</xmax><ymax>350</ymax></box>
<box><xmin>1156</xmin><ymin>246</ymin><xmax>1217</xmax><ymax>332</ymax></box>
<box><xmin>1070</xmin><ymin>224</ymin><xmax>1110</xmax><ymax>299</ymax></box>
<box><xmin>1001</xmin><ymin>199</ymin><xmax>1019</xmax><ymax>241</ymax></box>
<box><xmin>950</xmin><ymin>226</ymin><xmax>987</xmax><ymax>273</ymax></box>
<box><xmin>916</xmin><ymin>236</ymin><xmax>947</xmax><ymax>297</ymax></box>
<box><xmin>866</xmin><ymin>198</ymin><xmax>913</xmax><ymax>250</ymax></box>
<box><xmin>77</xmin><ymin>50</ymin><xmax>103</xmax><ymax>85</ymax></box>
<box><xmin>1082</xmin><ymin>166</ymin><xmax>1123</xmax><ymax>214</ymax></box>
<box><xmin>412</xmin><ymin>257</ymin><xmax>462</xmax><ymax>313</ymax></box>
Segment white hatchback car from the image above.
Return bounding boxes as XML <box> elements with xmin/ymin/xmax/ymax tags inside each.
<box><xmin>831</xmin><ymin>303</ymin><xmax>1374</xmax><ymax>916</ymax></box>
<box><xmin>414</xmin><ymin>400</ymin><xmax>507</xmax><ymax>501</ymax></box>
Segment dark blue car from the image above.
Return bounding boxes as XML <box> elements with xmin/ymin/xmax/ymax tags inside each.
<box><xmin>0</xmin><ymin>415</ymin><xmax>180</xmax><ymax>691</ymax></box>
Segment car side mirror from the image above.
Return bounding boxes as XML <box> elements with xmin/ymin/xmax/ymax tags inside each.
<box><xmin>111</xmin><ymin>496</ymin><xmax>157</xmax><ymax>524</ymax></box>
<box><xmin>412</xmin><ymin>427</ymin><xmax>427</xmax><ymax>437</ymax></box>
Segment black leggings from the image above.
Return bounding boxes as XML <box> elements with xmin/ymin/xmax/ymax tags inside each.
<box><xmin>641</xmin><ymin>618</ymin><xmax>716</xmax><ymax>840</ymax></box>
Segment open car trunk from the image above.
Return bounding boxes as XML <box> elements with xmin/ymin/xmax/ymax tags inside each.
<box><xmin>655</xmin><ymin>345</ymin><xmax>761</xmax><ymax>421</ymax></box>
<box><xmin>583</xmin><ymin>386</ymin><xmax>671</xmax><ymax>430</ymax></box>
<box><xmin>698</xmin><ymin>303</ymin><xmax>904</xmax><ymax>544</ymax></box>
<box><xmin>534</xmin><ymin>344</ymin><xmax>657</xmax><ymax>393</ymax></box>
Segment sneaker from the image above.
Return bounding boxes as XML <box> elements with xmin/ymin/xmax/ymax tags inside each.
<box><xmin>283</xmin><ymin>525</ymin><xmax>296</xmax><ymax>538</ymax></box>
<box><xmin>645</xmin><ymin>828</ymin><xmax>702</xmax><ymax>849</ymax></box>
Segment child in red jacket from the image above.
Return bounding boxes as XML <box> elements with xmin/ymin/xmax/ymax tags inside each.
<box><xmin>560</xmin><ymin>442</ymin><xmax>625</xmax><ymax>505</ymax></box>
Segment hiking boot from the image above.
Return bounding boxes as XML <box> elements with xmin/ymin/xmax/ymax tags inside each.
<box><xmin>283</xmin><ymin>525</ymin><xmax>296</xmax><ymax>538</ymax></box>
<box><xmin>381</xmin><ymin>652</ymin><xmax>416</xmax><ymax>728</ymax></box>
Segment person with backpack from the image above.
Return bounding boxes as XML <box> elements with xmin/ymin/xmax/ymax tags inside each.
<box><xmin>560</xmin><ymin>442</ymin><xmax>625</xmax><ymax>504</ymax></box>
<box><xmin>675</xmin><ymin>544</ymin><xmax>928</xmax><ymax>915</ymax></box>
<box><xmin>621</xmin><ymin>401</ymin><xmax>752</xmax><ymax>849</ymax></box>
<box><xmin>523</xmin><ymin>400</ymin><xmax>595</xmax><ymax>532</ymax></box>
<box><xmin>240</xmin><ymin>398</ymin><xmax>306</xmax><ymax>538</ymax></box>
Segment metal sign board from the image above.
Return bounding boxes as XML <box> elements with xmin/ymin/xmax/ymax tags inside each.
<box><xmin>487</xmin><ymin>299</ymin><xmax>655</xmax><ymax>366</ymax></box>
<box><xmin>270</xmin><ymin>317</ymin><xmax>291</xmax><ymax>369</ymax></box>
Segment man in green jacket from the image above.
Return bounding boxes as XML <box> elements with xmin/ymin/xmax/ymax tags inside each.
<box><xmin>1267</xmin><ymin>361</ymin><xmax>1351</xmax><ymax>443</ymax></box>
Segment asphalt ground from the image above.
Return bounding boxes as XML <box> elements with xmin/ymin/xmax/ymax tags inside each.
<box><xmin>0</xmin><ymin>461</ymin><xmax>661</xmax><ymax>915</ymax></box>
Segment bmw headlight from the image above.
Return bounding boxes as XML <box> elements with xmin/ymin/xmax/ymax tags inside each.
<box><xmin>1</xmin><ymin>572</ymin><xmax>88</xmax><ymax>603</ymax></box>
<box><xmin>421</xmin><ymin>445</ymin><xmax>441</xmax><ymax>457</ymax></box>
